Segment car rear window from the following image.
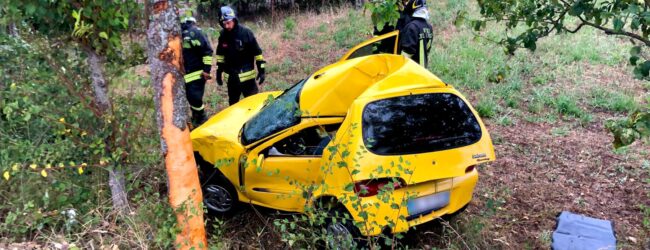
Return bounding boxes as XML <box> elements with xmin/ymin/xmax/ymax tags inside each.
<box><xmin>362</xmin><ymin>93</ymin><xmax>482</xmax><ymax>155</ymax></box>
<box><xmin>241</xmin><ymin>80</ymin><xmax>305</xmax><ymax>145</ymax></box>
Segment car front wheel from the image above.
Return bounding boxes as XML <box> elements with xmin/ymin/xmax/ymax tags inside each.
<box><xmin>203</xmin><ymin>178</ymin><xmax>238</xmax><ymax>216</ymax></box>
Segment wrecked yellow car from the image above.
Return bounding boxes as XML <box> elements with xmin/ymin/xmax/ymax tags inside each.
<box><xmin>191</xmin><ymin>32</ymin><xmax>495</xmax><ymax>239</ymax></box>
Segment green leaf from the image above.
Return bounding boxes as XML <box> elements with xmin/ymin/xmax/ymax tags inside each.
<box><xmin>99</xmin><ymin>32</ymin><xmax>108</xmax><ymax>40</ymax></box>
<box><xmin>613</xmin><ymin>18</ymin><xmax>624</xmax><ymax>32</ymax></box>
<box><xmin>631</xmin><ymin>46</ymin><xmax>642</xmax><ymax>56</ymax></box>
<box><xmin>634</xmin><ymin>60</ymin><xmax>650</xmax><ymax>79</ymax></box>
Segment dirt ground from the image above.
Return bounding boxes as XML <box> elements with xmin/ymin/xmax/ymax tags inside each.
<box><xmin>469</xmin><ymin>118</ymin><xmax>649</xmax><ymax>249</ymax></box>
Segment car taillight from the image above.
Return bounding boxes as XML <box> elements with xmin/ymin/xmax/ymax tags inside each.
<box><xmin>465</xmin><ymin>165</ymin><xmax>476</xmax><ymax>173</ymax></box>
<box><xmin>354</xmin><ymin>178</ymin><xmax>406</xmax><ymax>197</ymax></box>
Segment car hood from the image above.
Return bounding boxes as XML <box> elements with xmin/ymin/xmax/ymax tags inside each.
<box><xmin>191</xmin><ymin>91</ymin><xmax>282</xmax><ymax>165</ymax></box>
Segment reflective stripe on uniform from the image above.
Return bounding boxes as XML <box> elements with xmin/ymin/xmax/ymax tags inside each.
<box><xmin>184</xmin><ymin>70</ymin><xmax>203</xmax><ymax>83</ymax></box>
<box><xmin>238</xmin><ymin>70</ymin><xmax>256</xmax><ymax>82</ymax></box>
<box><xmin>255</xmin><ymin>54</ymin><xmax>264</xmax><ymax>61</ymax></box>
<box><xmin>419</xmin><ymin>39</ymin><xmax>425</xmax><ymax>66</ymax></box>
<box><xmin>203</xmin><ymin>56</ymin><xmax>212</xmax><ymax>65</ymax></box>
<box><xmin>259</xmin><ymin>63</ymin><xmax>265</xmax><ymax>69</ymax></box>
<box><xmin>191</xmin><ymin>104</ymin><xmax>205</xmax><ymax>111</ymax></box>
<box><xmin>216</xmin><ymin>55</ymin><xmax>225</xmax><ymax>63</ymax></box>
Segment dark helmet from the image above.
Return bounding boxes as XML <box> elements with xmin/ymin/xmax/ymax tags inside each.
<box><xmin>401</xmin><ymin>0</ymin><xmax>426</xmax><ymax>15</ymax></box>
<box><xmin>220</xmin><ymin>6</ymin><xmax>236</xmax><ymax>23</ymax></box>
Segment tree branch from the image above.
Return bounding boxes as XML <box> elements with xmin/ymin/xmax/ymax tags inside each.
<box><xmin>44</xmin><ymin>56</ymin><xmax>103</xmax><ymax>118</ymax></box>
<box><xmin>577</xmin><ymin>15</ymin><xmax>650</xmax><ymax>46</ymax></box>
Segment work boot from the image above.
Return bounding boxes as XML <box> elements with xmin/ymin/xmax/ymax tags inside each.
<box><xmin>191</xmin><ymin>109</ymin><xmax>207</xmax><ymax>128</ymax></box>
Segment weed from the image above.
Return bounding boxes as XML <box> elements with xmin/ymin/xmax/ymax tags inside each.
<box><xmin>531</xmin><ymin>74</ymin><xmax>551</xmax><ymax>85</ymax></box>
<box><xmin>551</xmin><ymin>126</ymin><xmax>569</xmax><ymax>136</ymax></box>
<box><xmin>282</xmin><ymin>17</ymin><xmax>297</xmax><ymax>40</ymax></box>
<box><xmin>589</xmin><ymin>89</ymin><xmax>638</xmax><ymax>113</ymax></box>
<box><xmin>538</xmin><ymin>230</ymin><xmax>552</xmax><ymax>245</ymax></box>
<box><xmin>475</xmin><ymin>97</ymin><xmax>499</xmax><ymax>118</ymax></box>
<box><xmin>306</xmin><ymin>30</ymin><xmax>317</xmax><ymax>39</ymax></box>
<box><xmin>301</xmin><ymin>43</ymin><xmax>313</xmax><ymax>51</ymax></box>
<box><xmin>332</xmin><ymin>11</ymin><xmax>369</xmax><ymax>48</ymax></box>
<box><xmin>554</xmin><ymin>94</ymin><xmax>584</xmax><ymax>118</ymax></box>
<box><xmin>496</xmin><ymin>114</ymin><xmax>514</xmax><ymax>126</ymax></box>
<box><xmin>316</xmin><ymin>23</ymin><xmax>327</xmax><ymax>33</ymax></box>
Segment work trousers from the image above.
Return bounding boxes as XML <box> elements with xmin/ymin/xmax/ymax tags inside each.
<box><xmin>226</xmin><ymin>75</ymin><xmax>259</xmax><ymax>105</ymax></box>
<box><xmin>186</xmin><ymin>77</ymin><xmax>206</xmax><ymax>111</ymax></box>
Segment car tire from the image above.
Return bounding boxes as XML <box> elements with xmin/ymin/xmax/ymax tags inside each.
<box><xmin>202</xmin><ymin>175</ymin><xmax>239</xmax><ymax>217</ymax></box>
<box><xmin>324</xmin><ymin>207</ymin><xmax>364</xmax><ymax>250</ymax></box>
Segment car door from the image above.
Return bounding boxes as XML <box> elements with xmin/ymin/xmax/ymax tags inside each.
<box><xmin>339</xmin><ymin>30</ymin><xmax>399</xmax><ymax>61</ymax></box>
<box><xmin>241</xmin><ymin>118</ymin><xmax>343</xmax><ymax>212</ymax></box>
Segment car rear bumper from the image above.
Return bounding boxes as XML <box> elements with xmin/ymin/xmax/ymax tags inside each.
<box><xmin>342</xmin><ymin>169</ymin><xmax>479</xmax><ymax>236</ymax></box>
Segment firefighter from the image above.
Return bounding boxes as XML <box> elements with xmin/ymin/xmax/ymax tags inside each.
<box><xmin>181</xmin><ymin>16</ymin><xmax>213</xmax><ymax>126</ymax></box>
<box><xmin>398</xmin><ymin>0</ymin><xmax>433</xmax><ymax>67</ymax></box>
<box><xmin>215</xmin><ymin>6</ymin><xmax>266</xmax><ymax>105</ymax></box>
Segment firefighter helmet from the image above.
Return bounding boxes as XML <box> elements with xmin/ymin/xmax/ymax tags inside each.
<box><xmin>401</xmin><ymin>0</ymin><xmax>426</xmax><ymax>14</ymax></box>
<box><xmin>182</xmin><ymin>16</ymin><xmax>197</xmax><ymax>24</ymax></box>
<box><xmin>220</xmin><ymin>6</ymin><xmax>236</xmax><ymax>22</ymax></box>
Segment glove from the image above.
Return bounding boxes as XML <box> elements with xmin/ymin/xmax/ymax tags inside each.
<box><xmin>256</xmin><ymin>60</ymin><xmax>266</xmax><ymax>85</ymax></box>
<box><xmin>216</xmin><ymin>68</ymin><xmax>223</xmax><ymax>86</ymax></box>
<box><xmin>256</xmin><ymin>70</ymin><xmax>265</xmax><ymax>85</ymax></box>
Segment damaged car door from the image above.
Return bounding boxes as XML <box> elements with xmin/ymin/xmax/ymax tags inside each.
<box><xmin>242</xmin><ymin>118</ymin><xmax>342</xmax><ymax>211</ymax></box>
<box><xmin>340</xmin><ymin>30</ymin><xmax>399</xmax><ymax>61</ymax></box>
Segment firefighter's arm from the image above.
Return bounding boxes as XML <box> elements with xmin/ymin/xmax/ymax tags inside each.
<box><xmin>399</xmin><ymin>25</ymin><xmax>418</xmax><ymax>59</ymax></box>
<box><xmin>215</xmin><ymin>35</ymin><xmax>225</xmax><ymax>86</ymax></box>
<box><xmin>198</xmin><ymin>30</ymin><xmax>213</xmax><ymax>76</ymax></box>
<box><xmin>249</xmin><ymin>31</ymin><xmax>266</xmax><ymax>84</ymax></box>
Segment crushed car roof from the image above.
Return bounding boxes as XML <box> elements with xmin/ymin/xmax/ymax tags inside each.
<box><xmin>298</xmin><ymin>54</ymin><xmax>448</xmax><ymax>117</ymax></box>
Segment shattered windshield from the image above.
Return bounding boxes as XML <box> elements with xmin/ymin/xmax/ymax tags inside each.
<box><xmin>241</xmin><ymin>80</ymin><xmax>305</xmax><ymax>145</ymax></box>
<box><xmin>362</xmin><ymin>93</ymin><xmax>482</xmax><ymax>155</ymax></box>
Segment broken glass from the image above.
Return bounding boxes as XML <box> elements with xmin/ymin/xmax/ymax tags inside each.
<box><xmin>242</xmin><ymin>80</ymin><xmax>305</xmax><ymax>145</ymax></box>
<box><xmin>362</xmin><ymin>93</ymin><xmax>482</xmax><ymax>155</ymax></box>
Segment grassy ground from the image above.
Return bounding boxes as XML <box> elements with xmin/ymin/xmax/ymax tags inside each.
<box><xmin>192</xmin><ymin>1</ymin><xmax>650</xmax><ymax>249</ymax></box>
<box><xmin>118</xmin><ymin>1</ymin><xmax>650</xmax><ymax>249</ymax></box>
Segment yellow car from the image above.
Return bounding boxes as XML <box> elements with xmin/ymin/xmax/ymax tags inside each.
<box><xmin>191</xmin><ymin>31</ymin><xmax>495</xmax><ymax>240</ymax></box>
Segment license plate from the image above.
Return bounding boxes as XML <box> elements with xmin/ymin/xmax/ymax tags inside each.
<box><xmin>407</xmin><ymin>191</ymin><xmax>450</xmax><ymax>216</ymax></box>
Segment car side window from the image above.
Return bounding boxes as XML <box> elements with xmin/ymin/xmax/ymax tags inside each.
<box><xmin>265</xmin><ymin>124</ymin><xmax>340</xmax><ymax>157</ymax></box>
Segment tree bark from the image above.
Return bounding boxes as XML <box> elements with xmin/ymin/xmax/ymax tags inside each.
<box><xmin>83</xmin><ymin>44</ymin><xmax>130</xmax><ymax>214</ymax></box>
<box><xmin>8</xmin><ymin>22</ymin><xmax>18</xmax><ymax>37</ymax></box>
<box><xmin>147</xmin><ymin>1</ymin><xmax>208</xmax><ymax>249</ymax></box>
<box><xmin>85</xmin><ymin>46</ymin><xmax>112</xmax><ymax>113</ymax></box>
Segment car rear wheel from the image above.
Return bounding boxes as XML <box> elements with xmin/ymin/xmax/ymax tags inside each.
<box><xmin>324</xmin><ymin>208</ymin><xmax>363</xmax><ymax>249</ymax></box>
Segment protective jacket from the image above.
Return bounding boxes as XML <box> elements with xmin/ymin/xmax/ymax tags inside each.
<box><xmin>399</xmin><ymin>9</ymin><xmax>433</xmax><ymax>67</ymax></box>
<box><xmin>181</xmin><ymin>23</ymin><xmax>213</xmax><ymax>83</ymax></box>
<box><xmin>216</xmin><ymin>23</ymin><xmax>265</xmax><ymax>82</ymax></box>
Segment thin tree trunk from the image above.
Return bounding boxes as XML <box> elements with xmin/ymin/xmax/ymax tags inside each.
<box><xmin>83</xmin><ymin>45</ymin><xmax>130</xmax><ymax>214</ymax></box>
<box><xmin>85</xmin><ymin>46</ymin><xmax>112</xmax><ymax>113</ymax></box>
<box><xmin>108</xmin><ymin>168</ymin><xmax>129</xmax><ymax>211</ymax></box>
<box><xmin>147</xmin><ymin>1</ymin><xmax>207</xmax><ymax>249</ymax></box>
<box><xmin>8</xmin><ymin>22</ymin><xmax>18</xmax><ymax>37</ymax></box>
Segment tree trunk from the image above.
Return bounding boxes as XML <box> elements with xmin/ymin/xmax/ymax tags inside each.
<box><xmin>83</xmin><ymin>44</ymin><xmax>130</xmax><ymax>214</ymax></box>
<box><xmin>8</xmin><ymin>22</ymin><xmax>18</xmax><ymax>37</ymax></box>
<box><xmin>147</xmin><ymin>1</ymin><xmax>208</xmax><ymax>249</ymax></box>
<box><xmin>85</xmin><ymin>46</ymin><xmax>112</xmax><ymax>113</ymax></box>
